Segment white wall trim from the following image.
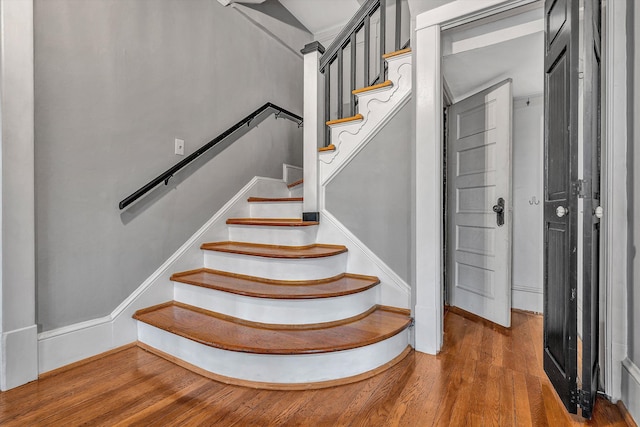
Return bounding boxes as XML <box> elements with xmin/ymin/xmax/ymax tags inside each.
<box><xmin>317</xmin><ymin>210</ymin><xmax>410</xmax><ymax>309</ymax></box>
<box><xmin>0</xmin><ymin>0</ymin><xmax>38</xmax><ymax>391</ymax></box>
<box><xmin>512</xmin><ymin>286</ymin><xmax>543</xmax><ymax>313</ymax></box>
<box><xmin>282</xmin><ymin>163</ymin><xmax>303</xmax><ymax>185</ymax></box>
<box><xmin>602</xmin><ymin>0</ymin><xmax>628</xmax><ymax>401</ymax></box>
<box><xmin>37</xmin><ymin>176</ymin><xmax>284</xmax><ymax>374</ymax></box>
<box><xmin>302</xmin><ymin>46</ymin><xmax>323</xmax><ymax>213</ymax></box>
<box><xmin>621</xmin><ymin>358</ymin><xmax>640</xmax><ymax>423</ymax></box>
<box><xmin>416</xmin><ymin>0</ymin><xmax>537</xmax><ymax>31</ymax></box>
<box><xmin>2</xmin><ymin>325</ymin><xmax>38</xmax><ymax>390</ymax></box>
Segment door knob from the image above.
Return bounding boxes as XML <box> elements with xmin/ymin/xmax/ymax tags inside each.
<box><xmin>556</xmin><ymin>206</ymin><xmax>568</xmax><ymax>217</ymax></box>
<box><xmin>595</xmin><ymin>206</ymin><xmax>604</xmax><ymax>218</ymax></box>
<box><xmin>493</xmin><ymin>198</ymin><xmax>505</xmax><ymax>226</ymax></box>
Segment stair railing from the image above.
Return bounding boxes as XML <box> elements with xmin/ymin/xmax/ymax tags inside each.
<box><xmin>300</xmin><ymin>0</ymin><xmax>409</xmax><ymax>219</ymax></box>
<box><xmin>118</xmin><ymin>103</ymin><xmax>302</xmax><ymax>210</ymax></box>
<box><xmin>318</xmin><ymin>0</ymin><xmax>409</xmax><ymax>145</ymax></box>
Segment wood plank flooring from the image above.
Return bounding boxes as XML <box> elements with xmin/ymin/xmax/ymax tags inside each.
<box><xmin>0</xmin><ymin>311</ymin><xmax>632</xmax><ymax>426</ymax></box>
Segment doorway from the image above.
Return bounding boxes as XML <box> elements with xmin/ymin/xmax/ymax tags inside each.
<box><xmin>441</xmin><ymin>3</ymin><xmax>544</xmax><ymax>327</ymax></box>
<box><xmin>413</xmin><ymin>0</ymin><xmax>613</xmax><ymax>418</ymax></box>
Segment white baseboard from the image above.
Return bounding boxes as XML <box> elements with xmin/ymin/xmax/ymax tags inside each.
<box><xmin>512</xmin><ymin>286</ymin><xmax>543</xmax><ymax>313</ymax></box>
<box><xmin>2</xmin><ymin>325</ymin><xmax>38</xmax><ymax>390</ymax></box>
<box><xmin>37</xmin><ymin>176</ymin><xmax>286</xmax><ymax>375</ymax></box>
<box><xmin>621</xmin><ymin>357</ymin><xmax>640</xmax><ymax>425</ymax></box>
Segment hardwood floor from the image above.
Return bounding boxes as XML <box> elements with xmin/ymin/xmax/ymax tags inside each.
<box><xmin>0</xmin><ymin>311</ymin><xmax>631</xmax><ymax>426</ymax></box>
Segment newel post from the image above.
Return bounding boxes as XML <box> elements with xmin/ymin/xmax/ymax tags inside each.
<box><xmin>300</xmin><ymin>42</ymin><xmax>325</xmax><ymax>222</ymax></box>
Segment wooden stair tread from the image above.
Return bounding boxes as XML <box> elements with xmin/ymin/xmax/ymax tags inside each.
<box><xmin>382</xmin><ymin>47</ymin><xmax>411</xmax><ymax>59</ymax></box>
<box><xmin>287</xmin><ymin>179</ymin><xmax>303</xmax><ymax>189</ymax></box>
<box><xmin>226</xmin><ymin>218</ymin><xmax>318</xmax><ymax>227</ymax></box>
<box><xmin>134</xmin><ymin>302</ymin><xmax>411</xmax><ymax>354</ymax></box>
<box><xmin>352</xmin><ymin>80</ymin><xmax>393</xmax><ymax>95</ymax></box>
<box><xmin>318</xmin><ymin>144</ymin><xmax>336</xmax><ymax>152</ymax></box>
<box><xmin>200</xmin><ymin>241</ymin><xmax>347</xmax><ymax>258</ymax></box>
<box><xmin>326</xmin><ymin>114</ymin><xmax>364</xmax><ymax>126</ymax></box>
<box><xmin>171</xmin><ymin>268</ymin><xmax>380</xmax><ymax>299</ymax></box>
<box><xmin>247</xmin><ymin>197</ymin><xmax>303</xmax><ymax>203</ymax></box>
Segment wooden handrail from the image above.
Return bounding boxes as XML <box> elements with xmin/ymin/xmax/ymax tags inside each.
<box><xmin>118</xmin><ymin>103</ymin><xmax>302</xmax><ymax>210</ymax></box>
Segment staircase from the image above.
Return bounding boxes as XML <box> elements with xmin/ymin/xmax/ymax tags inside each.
<box><xmin>133</xmin><ymin>178</ymin><xmax>412</xmax><ymax>389</ymax></box>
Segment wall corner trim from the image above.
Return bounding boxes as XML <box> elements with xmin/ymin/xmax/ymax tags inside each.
<box><xmin>621</xmin><ymin>358</ymin><xmax>640</xmax><ymax>424</ymax></box>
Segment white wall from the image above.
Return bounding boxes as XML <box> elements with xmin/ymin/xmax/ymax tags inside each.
<box><xmin>34</xmin><ymin>0</ymin><xmax>304</xmax><ymax>332</ymax></box>
<box><xmin>511</xmin><ymin>95</ymin><xmax>543</xmax><ymax>312</ymax></box>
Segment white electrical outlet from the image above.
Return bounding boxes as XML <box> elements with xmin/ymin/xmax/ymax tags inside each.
<box><xmin>175</xmin><ymin>138</ymin><xmax>184</xmax><ymax>155</ymax></box>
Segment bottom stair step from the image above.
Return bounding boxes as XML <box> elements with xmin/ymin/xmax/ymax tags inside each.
<box><xmin>134</xmin><ymin>302</ymin><xmax>412</xmax><ymax>387</ymax></box>
<box><xmin>134</xmin><ymin>301</ymin><xmax>410</xmax><ymax>354</ymax></box>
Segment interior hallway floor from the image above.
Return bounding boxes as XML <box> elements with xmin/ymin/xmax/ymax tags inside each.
<box><xmin>0</xmin><ymin>311</ymin><xmax>632</xmax><ymax>426</ymax></box>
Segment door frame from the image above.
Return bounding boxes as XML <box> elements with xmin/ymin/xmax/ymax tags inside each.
<box><xmin>412</xmin><ymin>0</ymin><xmax>629</xmax><ymax>401</ymax></box>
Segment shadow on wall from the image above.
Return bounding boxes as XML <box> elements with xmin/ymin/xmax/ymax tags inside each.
<box><xmin>245</xmin><ymin>0</ymin><xmax>310</xmax><ymax>32</ymax></box>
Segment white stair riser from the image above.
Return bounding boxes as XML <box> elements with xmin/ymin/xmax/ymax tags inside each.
<box><xmin>138</xmin><ymin>321</ymin><xmax>409</xmax><ymax>384</ymax></box>
<box><xmin>203</xmin><ymin>251</ymin><xmax>347</xmax><ymax>281</ymax></box>
<box><xmin>227</xmin><ymin>224</ymin><xmax>317</xmax><ymax>246</ymax></box>
<box><xmin>173</xmin><ymin>282</ymin><xmax>379</xmax><ymax>324</ymax></box>
<box><xmin>249</xmin><ymin>202</ymin><xmax>303</xmax><ymax>218</ymax></box>
<box><xmin>289</xmin><ymin>186</ymin><xmax>303</xmax><ymax>198</ymax></box>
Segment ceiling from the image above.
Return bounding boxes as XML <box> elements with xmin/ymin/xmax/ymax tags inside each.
<box><xmin>278</xmin><ymin>0</ymin><xmax>360</xmax><ymax>36</ymax></box>
<box><xmin>443</xmin><ymin>32</ymin><xmax>543</xmax><ymax>101</ymax></box>
<box><xmin>442</xmin><ymin>5</ymin><xmax>544</xmax><ymax>101</ymax></box>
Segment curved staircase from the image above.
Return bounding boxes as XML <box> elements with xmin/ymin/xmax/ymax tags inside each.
<box><xmin>133</xmin><ymin>179</ymin><xmax>412</xmax><ymax>389</ymax></box>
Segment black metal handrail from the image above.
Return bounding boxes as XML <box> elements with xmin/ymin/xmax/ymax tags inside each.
<box><xmin>318</xmin><ymin>0</ymin><xmax>408</xmax><ymax>145</ymax></box>
<box><xmin>118</xmin><ymin>102</ymin><xmax>302</xmax><ymax>210</ymax></box>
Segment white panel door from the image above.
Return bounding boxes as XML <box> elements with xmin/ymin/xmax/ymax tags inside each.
<box><xmin>447</xmin><ymin>79</ymin><xmax>513</xmax><ymax>328</ymax></box>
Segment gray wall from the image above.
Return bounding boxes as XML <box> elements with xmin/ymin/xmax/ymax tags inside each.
<box><xmin>325</xmin><ymin>102</ymin><xmax>412</xmax><ymax>282</ymax></box>
<box><xmin>34</xmin><ymin>0</ymin><xmax>303</xmax><ymax>331</ymax></box>
<box><xmin>511</xmin><ymin>95</ymin><xmax>543</xmax><ymax>312</ymax></box>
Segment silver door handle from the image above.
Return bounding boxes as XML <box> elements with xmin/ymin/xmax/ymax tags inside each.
<box><xmin>556</xmin><ymin>206</ymin><xmax>568</xmax><ymax>217</ymax></box>
<box><xmin>595</xmin><ymin>206</ymin><xmax>604</xmax><ymax>218</ymax></box>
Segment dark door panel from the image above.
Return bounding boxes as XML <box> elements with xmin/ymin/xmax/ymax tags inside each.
<box><xmin>543</xmin><ymin>0</ymin><xmax>578</xmax><ymax>415</ymax></box>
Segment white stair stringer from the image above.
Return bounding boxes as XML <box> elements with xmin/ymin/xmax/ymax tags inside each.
<box><xmin>173</xmin><ymin>281</ymin><xmax>379</xmax><ymax>325</ymax></box>
<box><xmin>203</xmin><ymin>249</ymin><xmax>348</xmax><ymax>281</ymax></box>
<box><xmin>289</xmin><ymin>183</ymin><xmax>303</xmax><ymax>198</ymax></box>
<box><xmin>227</xmin><ymin>223</ymin><xmax>317</xmax><ymax>246</ymax></box>
<box><xmin>319</xmin><ymin>51</ymin><xmax>412</xmax><ymax>185</ymax></box>
<box><xmin>316</xmin><ymin>210</ymin><xmax>411</xmax><ymax>310</ymax></box>
<box><xmin>137</xmin><ymin>321</ymin><xmax>409</xmax><ymax>384</ymax></box>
